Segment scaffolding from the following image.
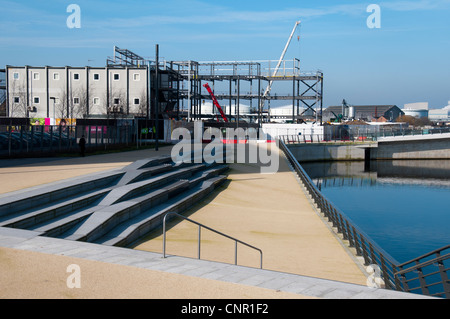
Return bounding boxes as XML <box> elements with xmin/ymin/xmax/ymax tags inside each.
<box><xmin>104</xmin><ymin>46</ymin><xmax>324</xmax><ymax>125</ymax></box>
<box><xmin>175</xmin><ymin>59</ymin><xmax>324</xmax><ymax>125</ymax></box>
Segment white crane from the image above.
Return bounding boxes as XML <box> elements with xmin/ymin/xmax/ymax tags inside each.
<box><xmin>260</xmin><ymin>20</ymin><xmax>301</xmax><ymax>108</ymax></box>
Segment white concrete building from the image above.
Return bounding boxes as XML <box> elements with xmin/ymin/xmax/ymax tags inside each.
<box><xmin>402</xmin><ymin>102</ymin><xmax>429</xmax><ymax>118</ymax></box>
<box><xmin>5</xmin><ymin>65</ymin><xmax>148</xmax><ymax>120</ymax></box>
<box><xmin>428</xmin><ymin>101</ymin><xmax>450</xmax><ymax>121</ymax></box>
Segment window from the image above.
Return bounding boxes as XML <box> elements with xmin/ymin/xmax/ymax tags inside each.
<box><xmin>113</xmin><ymin>73</ymin><xmax>120</xmax><ymax>81</ymax></box>
<box><xmin>93</xmin><ymin>73</ymin><xmax>100</xmax><ymax>80</ymax></box>
<box><xmin>73</xmin><ymin>73</ymin><xmax>80</xmax><ymax>80</ymax></box>
<box><xmin>33</xmin><ymin>72</ymin><xmax>39</xmax><ymax>80</ymax></box>
<box><xmin>13</xmin><ymin>97</ymin><xmax>20</xmax><ymax>103</ymax></box>
<box><xmin>134</xmin><ymin>98</ymin><xmax>140</xmax><ymax>105</ymax></box>
<box><xmin>113</xmin><ymin>98</ymin><xmax>120</xmax><ymax>105</ymax></box>
<box><xmin>133</xmin><ymin>73</ymin><xmax>140</xmax><ymax>81</ymax></box>
<box><xmin>13</xmin><ymin>72</ymin><xmax>19</xmax><ymax>80</ymax></box>
<box><xmin>53</xmin><ymin>72</ymin><xmax>60</xmax><ymax>80</ymax></box>
<box><xmin>93</xmin><ymin>97</ymin><xmax>100</xmax><ymax>105</ymax></box>
<box><xmin>73</xmin><ymin>97</ymin><xmax>80</xmax><ymax>104</ymax></box>
<box><xmin>33</xmin><ymin>97</ymin><xmax>40</xmax><ymax>104</ymax></box>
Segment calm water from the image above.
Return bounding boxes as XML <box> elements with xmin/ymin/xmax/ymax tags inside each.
<box><xmin>301</xmin><ymin>160</ymin><xmax>450</xmax><ymax>264</ymax></box>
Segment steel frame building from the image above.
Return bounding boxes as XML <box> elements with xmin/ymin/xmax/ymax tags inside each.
<box><xmin>4</xmin><ymin>46</ymin><xmax>324</xmax><ymax>125</ymax></box>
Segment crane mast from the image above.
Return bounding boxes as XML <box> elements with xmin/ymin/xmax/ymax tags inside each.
<box><xmin>260</xmin><ymin>20</ymin><xmax>301</xmax><ymax>108</ymax></box>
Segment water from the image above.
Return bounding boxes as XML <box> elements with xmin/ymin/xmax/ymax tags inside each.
<box><xmin>301</xmin><ymin>160</ymin><xmax>450</xmax><ymax>264</ymax></box>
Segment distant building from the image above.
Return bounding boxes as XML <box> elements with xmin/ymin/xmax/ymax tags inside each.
<box><xmin>404</xmin><ymin>102</ymin><xmax>429</xmax><ymax>110</ymax></box>
<box><xmin>402</xmin><ymin>102</ymin><xmax>429</xmax><ymax>118</ymax></box>
<box><xmin>5</xmin><ymin>65</ymin><xmax>149</xmax><ymax>120</ymax></box>
<box><xmin>403</xmin><ymin>109</ymin><xmax>429</xmax><ymax>118</ymax></box>
<box><xmin>323</xmin><ymin>105</ymin><xmax>404</xmax><ymax>122</ymax></box>
<box><xmin>428</xmin><ymin>101</ymin><xmax>450</xmax><ymax>122</ymax></box>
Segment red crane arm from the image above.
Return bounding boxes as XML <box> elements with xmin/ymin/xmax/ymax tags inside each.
<box><xmin>203</xmin><ymin>83</ymin><xmax>228</xmax><ymax>123</ymax></box>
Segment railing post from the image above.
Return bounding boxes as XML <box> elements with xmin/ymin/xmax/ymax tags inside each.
<box><xmin>379</xmin><ymin>256</ymin><xmax>391</xmax><ymax>290</ymax></box>
<box><xmin>346</xmin><ymin>220</ymin><xmax>355</xmax><ymax>247</ymax></box>
<box><xmin>416</xmin><ymin>264</ymin><xmax>430</xmax><ymax>296</ymax></box>
<box><xmin>360</xmin><ymin>237</ymin><xmax>370</xmax><ymax>265</ymax></box>
<box><xmin>369</xmin><ymin>243</ymin><xmax>376</xmax><ymax>265</ymax></box>
<box><xmin>163</xmin><ymin>214</ymin><xmax>167</xmax><ymax>258</ymax></box>
<box><xmin>353</xmin><ymin>227</ymin><xmax>362</xmax><ymax>257</ymax></box>
<box><xmin>435</xmin><ymin>252</ymin><xmax>450</xmax><ymax>298</ymax></box>
<box><xmin>339</xmin><ymin>214</ymin><xmax>348</xmax><ymax>240</ymax></box>
<box><xmin>198</xmin><ymin>225</ymin><xmax>201</xmax><ymax>260</ymax></box>
<box><xmin>235</xmin><ymin>241</ymin><xmax>238</xmax><ymax>266</ymax></box>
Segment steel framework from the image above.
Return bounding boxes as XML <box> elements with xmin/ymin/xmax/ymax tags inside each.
<box><xmin>103</xmin><ymin>46</ymin><xmax>324</xmax><ymax>125</ymax></box>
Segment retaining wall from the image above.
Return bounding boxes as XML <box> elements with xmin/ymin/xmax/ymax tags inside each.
<box><xmin>288</xmin><ymin>137</ymin><xmax>450</xmax><ymax>162</ymax></box>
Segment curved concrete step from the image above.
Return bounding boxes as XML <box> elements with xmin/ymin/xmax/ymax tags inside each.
<box><xmin>97</xmin><ymin>164</ymin><xmax>207</xmax><ymax>207</ymax></box>
<box><xmin>0</xmin><ymin>189</ymin><xmax>110</xmax><ymax>229</ymax></box>
<box><xmin>116</xmin><ymin>164</ymin><xmax>173</xmax><ymax>186</ymax></box>
<box><xmin>64</xmin><ymin>179</ymin><xmax>193</xmax><ymax>242</ymax></box>
<box><xmin>96</xmin><ymin>175</ymin><xmax>227</xmax><ymax>247</ymax></box>
<box><xmin>0</xmin><ymin>170</ymin><xmax>124</xmax><ymax>218</ymax></box>
<box><xmin>67</xmin><ymin>166</ymin><xmax>228</xmax><ymax>245</ymax></box>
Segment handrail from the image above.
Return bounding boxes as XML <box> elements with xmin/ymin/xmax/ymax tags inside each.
<box><xmin>279</xmin><ymin>138</ymin><xmax>450</xmax><ymax>298</ymax></box>
<box><xmin>162</xmin><ymin>212</ymin><xmax>263</xmax><ymax>269</ymax></box>
<box><xmin>279</xmin><ymin>138</ymin><xmax>401</xmax><ymax>289</ymax></box>
<box><xmin>395</xmin><ymin>253</ymin><xmax>450</xmax><ymax>276</ymax></box>
<box><xmin>397</xmin><ymin>245</ymin><xmax>450</xmax><ymax>268</ymax></box>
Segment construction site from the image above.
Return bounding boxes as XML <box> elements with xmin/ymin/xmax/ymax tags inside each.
<box><xmin>1</xmin><ymin>21</ymin><xmax>323</xmax><ymax>130</ymax></box>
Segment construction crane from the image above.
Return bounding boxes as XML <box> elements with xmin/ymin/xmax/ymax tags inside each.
<box><xmin>261</xmin><ymin>20</ymin><xmax>301</xmax><ymax>105</ymax></box>
<box><xmin>203</xmin><ymin>83</ymin><xmax>228</xmax><ymax>123</ymax></box>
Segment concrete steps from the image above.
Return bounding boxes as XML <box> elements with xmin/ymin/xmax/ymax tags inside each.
<box><xmin>0</xmin><ymin>156</ymin><xmax>229</xmax><ymax>247</ymax></box>
<box><xmin>0</xmin><ymin>170</ymin><xmax>124</xmax><ymax>218</ymax></box>
<box><xmin>64</xmin><ymin>165</ymin><xmax>228</xmax><ymax>244</ymax></box>
<box><xmin>95</xmin><ymin>174</ymin><xmax>227</xmax><ymax>247</ymax></box>
<box><xmin>0</xmin><ymin>189</ymin><xmax>109</xmax><ymax>229</ymax></box>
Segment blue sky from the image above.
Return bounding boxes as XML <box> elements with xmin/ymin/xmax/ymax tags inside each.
<box><xmin>1</xmin><ymin>0</ymin><xmax>449</xmax><ymax>108</ymax></box>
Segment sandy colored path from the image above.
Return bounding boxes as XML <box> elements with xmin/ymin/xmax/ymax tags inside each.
<box><xmin>0</xmin><ymin>246</ymin><xmax>307</xmax><ymax>299</ymax></box>
<box><xmin>133</xmin><ymin>144</ymin><xmax>368</xmax><ymax>285</ymax></box>
<box><xmin>0</xmin><ymin>144</ymin><xmax>367</xmax><ymax>298</ymax></box>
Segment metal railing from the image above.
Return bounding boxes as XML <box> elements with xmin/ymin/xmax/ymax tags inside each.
<box><xmin>0</xmin><ymin>124</ymin><xmax>134</xmax><ymax>156</ymax></box>
<box><xmin>280</xmin><ymin>126</ymin><xmax>450</xmax><ymax>145</ymax></box>
<box><xmin>162</xmin><ymin>212</ymin><xmax>263</xmax><ymax>269</ymax></box>
<box><xmin>395</xmin><ymin>245</ymin><xmax>450</xmax><ymax>298</ymax></box>
<box><xmin>279</xmin><ymin>138</ymin><xmax>450</xmax><ymax>298</ymax></box>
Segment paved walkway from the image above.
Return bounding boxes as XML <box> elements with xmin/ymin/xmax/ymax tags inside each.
<box><xmin>0</xmin><ymin>145</ymin><xmax>431</xmax><ymax>299</ymax></box>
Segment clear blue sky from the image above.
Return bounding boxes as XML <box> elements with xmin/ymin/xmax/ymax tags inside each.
<box><xmin>1</xmin><ymin>0</ymin><xmax>449</xmax><ymax>108</ymax></box>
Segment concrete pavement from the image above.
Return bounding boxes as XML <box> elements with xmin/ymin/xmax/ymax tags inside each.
<box><xmin>0</xmin><ymin>145</ymin><xmax>432</xmax><ymax>299</ymax></box>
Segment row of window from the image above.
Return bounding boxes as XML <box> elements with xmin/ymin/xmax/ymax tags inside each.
<box><xmin>13</xmin><ymin>72</ymin><xmax>141</xmax><ymax>81</ymax></box>
<box><xmin>13</xmin><ymin>96</ymin><xmax>142</xmax><ymax>105</ymax></box>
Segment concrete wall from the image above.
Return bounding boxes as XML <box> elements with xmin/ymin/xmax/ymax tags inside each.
<box><xmin>376</xmin><ymin>138</ymin><xmax>450</xmax><ymax>160</ymax></box>
<box><xmin>288</xmin><ymin>137</ymin><xmax>450</xmax><ymax>162</ymax></box>
<box><xmin>288</xmin><ymin>143</ymin><xmax>367</xmax><ymax>162</ymax></box>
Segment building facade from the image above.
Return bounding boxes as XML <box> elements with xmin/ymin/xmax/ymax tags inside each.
<box><xmin>5</xmin><ymin>65</ymin><xmax>149</xmax><ymax>121</ymax></box>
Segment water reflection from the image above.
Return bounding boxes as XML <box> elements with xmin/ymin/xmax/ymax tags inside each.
<box><xmin>302</xmin><ymin>160</ymin><xmax>450</xmax><ymax>189</ymax></box>
<box><xmin>301</xmin><ymin>160</ymin><xmax>450</xmax><ymax>263</ymax></box>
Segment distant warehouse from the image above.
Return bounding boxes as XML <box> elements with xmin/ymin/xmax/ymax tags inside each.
<box><xmin>4</xmin><ymin>65</ymin><xmax>149</xmax><ymax>121</ymax></box>
<box><xmin>323</xmin><ymin>105</ymin><xmax>404</xmax><ymax>123</ymax></box>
